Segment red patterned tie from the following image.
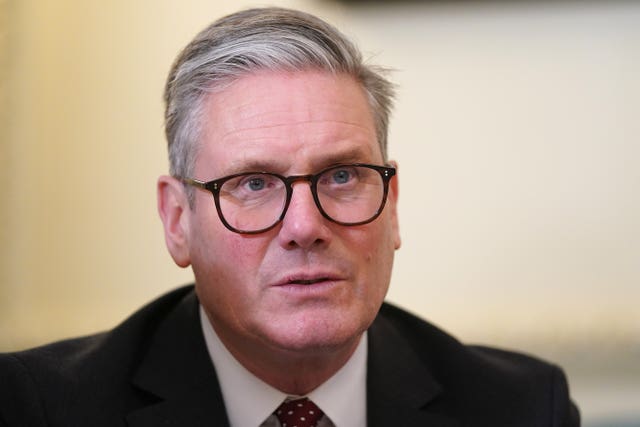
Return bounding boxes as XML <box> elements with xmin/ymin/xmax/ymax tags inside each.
<box><xmin>274</xmin><ymin>398</ymin><xmax>324</xmax><ymax>427</ymax></box>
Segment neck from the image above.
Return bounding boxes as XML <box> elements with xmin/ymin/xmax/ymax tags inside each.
<box><xmin>209</xmin><ymin>320</ymin><xmax>362</xmax><ymax>395</ymax></box>
<box><xmin>243</xmin><ymin>341</ymin><xmax>361</xmax><ymax>395</ymax></box>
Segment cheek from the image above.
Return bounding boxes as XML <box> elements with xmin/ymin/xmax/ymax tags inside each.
<box><xmin>191</xmin><ymin>201</ymin><xmax>263</xmax><ymax>261</ymax></box>
<box><xmin>226</xmin><ymin>234</ymin><xmax>276</xmax><ymax>269</ymax></box>
<box><xmin>194</xmin><ymin>232</ymin><xmax>267</xmax><ymax>282</ymax></box>
<box><xmin>374</xmin><ymin>221</ymin><xmax>397</xmax><ymax>281</ymax></box>
<box><xmin>352</xmin><ymin>222</ymin><xmax>396</xmax><ymax>292</ymax></box>
<box><xmin>188</xmin><ymin>212</ymin><xmax>252</xmax><ymax>287</ymax></box>
<box><xmin>192</xmin><ymin>233</ymin><xmax>270</xmax><ymax>322</ymax></box>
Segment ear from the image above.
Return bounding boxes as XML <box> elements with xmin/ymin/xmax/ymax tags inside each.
<box><xmin>157</xmin><ymin>175</ymin><xmax>192</xmax><ymax>267</ymax></box>
<box><xmin>387</xmin><ymin>160</ymin><xmax>401</xmax><ymax>250</ymax></box>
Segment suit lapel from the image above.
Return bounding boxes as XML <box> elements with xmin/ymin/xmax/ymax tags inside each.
<box><xmin>123</xmin><ymin>291</ymin><xmax>458</xmax><ymax>427</ymax></box>
<box><xmin>367</xmin><ymin>310</ymin><xmax>460</xmax><ymax>427</ymax></box>
<box><xmin>126</xmin><ymin>290</ymin><xmax>230</xmax><ymax>427</ymax></box>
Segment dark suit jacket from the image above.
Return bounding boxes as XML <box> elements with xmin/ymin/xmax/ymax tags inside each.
<box><xmin>0</xmin><ymin>285</ymin><xmax>579</xmax><ymax>426</ymax></box>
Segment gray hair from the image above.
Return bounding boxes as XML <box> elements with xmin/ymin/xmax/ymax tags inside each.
<box><xmin>164</xmin><ymin>7</ymin><xmax>395</xmax><ymax>185</ymax></box>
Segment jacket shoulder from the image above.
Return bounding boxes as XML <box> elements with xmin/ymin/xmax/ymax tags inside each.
<box><xmin>0</xmin><ymin>285</ymin><xmax>195</xmax><ymax>427</ymax></box>
<box><xmin>375</xmin><ymin>302</ymin><xmax>580</xmax><ymax>426</ymax></box>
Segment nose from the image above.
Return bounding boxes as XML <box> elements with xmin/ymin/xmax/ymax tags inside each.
<box><xmin>277</xmin><ymin>181</ymin><xmax>332</xmax><ymax>249</ymax></box>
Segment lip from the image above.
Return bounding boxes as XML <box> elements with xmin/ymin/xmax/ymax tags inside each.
<box><xmin>272</xmin><ymin>271</ymin><xmax>345</xmax><ymax>288</ymax></box>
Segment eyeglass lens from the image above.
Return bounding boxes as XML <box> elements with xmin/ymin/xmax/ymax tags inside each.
<box><xmin>217</xmin><ymin>165</ymin><xmax>389</xmax><ymax>233</ymax></box>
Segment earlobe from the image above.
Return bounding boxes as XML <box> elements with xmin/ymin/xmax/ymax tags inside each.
<box><xmin>157</xmin><ymin>175</ymin><xmax>192</xmax><ymax>267</ymax></box>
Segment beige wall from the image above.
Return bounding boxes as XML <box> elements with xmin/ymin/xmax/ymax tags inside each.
<box><xmin>348</xmin><ymin>1</ymin><xmax>640</xmax><ymax>342</ymax></box>
<box><xmin>1</xmin><ymin>0</ymin><xmax>340</xmax><ymax>348</ymax></box>
<box><xmin>2</xmin><ymin>0</ymin><xmax>639</xmax><ymax>420</ymax></box>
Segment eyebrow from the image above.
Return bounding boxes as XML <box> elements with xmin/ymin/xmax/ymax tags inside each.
<box><xmin>224</xmin><ymin>146</ymin><xmax>375</xmax><ymax>176</ymax></box>
<box><xmin>313</xmin><ymin>146</ymin><xmax>374</xmax><ymax>169</ymax></box>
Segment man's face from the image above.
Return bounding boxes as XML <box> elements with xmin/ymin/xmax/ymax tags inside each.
<box><xmin>176</xmin><ymin>70</ymin><xmax>400</xmax><ymax>357</ymax></box>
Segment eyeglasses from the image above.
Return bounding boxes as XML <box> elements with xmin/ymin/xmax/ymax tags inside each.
<box><xmin>178</xmin><ymin>163</ymin><xmax>396</xmax><ymax>234</ymax></box>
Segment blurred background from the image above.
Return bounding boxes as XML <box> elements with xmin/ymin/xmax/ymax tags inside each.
<box><xmin>1</xmin><ymin>0</ymin><xmax>638</xmax><ymax>425</ymax></box>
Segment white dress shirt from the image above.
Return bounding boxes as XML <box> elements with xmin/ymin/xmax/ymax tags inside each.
<box><xmin>199</xmin><ymin>306</ymin><xmax>367</xmax><ymax>427</ymax></box>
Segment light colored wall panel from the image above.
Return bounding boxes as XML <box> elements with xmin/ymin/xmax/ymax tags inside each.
<box><xmin>343</xmin><ymin>1</ymin><xmax>640</xmax><ymax>343</ymax></box>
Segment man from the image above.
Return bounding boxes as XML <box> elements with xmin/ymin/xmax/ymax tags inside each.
<box><xmin>0</xmin><ymin>7</ymin><xmax>579</xmax><ymax>427</ymax></box>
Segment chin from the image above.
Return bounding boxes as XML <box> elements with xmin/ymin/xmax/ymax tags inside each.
<box><xmin>262</xmin><ymin>311</ymin><xmax>369</xmax><ymax>354</ymax></box>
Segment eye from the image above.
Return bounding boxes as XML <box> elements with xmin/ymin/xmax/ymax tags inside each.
<box><xmin>246</xmin><ymin>177</ymin><xmax>266</xmax><ymax>191</ymax></box>
<box><xmin>225</xmin><ymin>174</ymin><xmax>280</xmax><ymax>196</ymax></box>
<box><xmin>332</xmin><ymin>169</ymin><xmax>352</xmax><ymax>184</ymax></box>
<box><xmin>318</xmin><ymin>166</ymin><xmax>362</xmax><ymax>189</ymax></box>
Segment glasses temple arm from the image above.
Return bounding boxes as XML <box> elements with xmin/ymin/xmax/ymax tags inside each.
<box><xmin>176</xmin><ymin>176</ymin><xmax>209</xmax><ymax>190</ymax></box>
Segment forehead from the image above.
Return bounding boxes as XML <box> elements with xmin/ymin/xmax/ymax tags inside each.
<box><xmin>197</xmin><ymin>70</ymin><xmax>380</xmax><ymax>175</ymax></box>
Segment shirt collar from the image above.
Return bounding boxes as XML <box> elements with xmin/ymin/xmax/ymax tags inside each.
<box><xmin>307</xmin><ymin>331</ymin><xmax>367</xmax><ymax>427</ymax></box>
<box><xmin>199</xmin><ymin>305</ymin><xmax>367</xmax><ymax>427</ymax></box>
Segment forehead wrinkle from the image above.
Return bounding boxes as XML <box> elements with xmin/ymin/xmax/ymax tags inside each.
<box><xmin>216</xmin><ymin>119</ymin><xmax>374</xmax><ymax>143</ymax></box>
<box><xmin>213</xmin><ymin>88</ymin><xmax>374</xmax><ymax>133</ymax></box>
<box><xmin>215</xmin><ymin>93</ymin><xmax>372</xmax><ymax>125</ymax></box>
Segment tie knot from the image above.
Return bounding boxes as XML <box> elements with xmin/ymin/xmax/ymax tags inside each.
<box><xmin>274</xmin><ymin>398</ymin><xmax>324</xmax><ymax>427</ymax></box>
